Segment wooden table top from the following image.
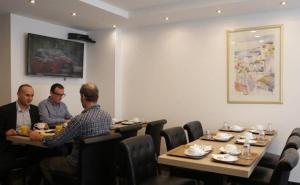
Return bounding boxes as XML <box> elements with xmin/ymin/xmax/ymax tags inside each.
<box><xmin>6</xmin><ymin>135</ymin><xmax>46</xmax><ymax>148</ymax></box>
<box><xmin>158</xmin><ymin>129</ymin><xmax>276</xmax><ymax>178</ymax></box>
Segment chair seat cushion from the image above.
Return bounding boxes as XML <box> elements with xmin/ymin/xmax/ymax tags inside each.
<box><xmin>141</xmin><ymin>175</ymin><xmax>196</xmax><ymax>185</ymax></box>
<box><xmin>258</xmin><ymin>152</ymin><xmax>280</xmax><ymax>168</ymax></box>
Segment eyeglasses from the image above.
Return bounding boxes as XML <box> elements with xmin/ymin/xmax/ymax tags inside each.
<box><xmin>53</xmin><ymin>92</ymin><xmax>66</xmax><ymax>97</ymax></box>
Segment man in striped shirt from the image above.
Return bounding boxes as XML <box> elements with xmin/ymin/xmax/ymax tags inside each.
<box><xmin>30</xmin><ymin>83</ymin><xmax>112</xmax><ymax>185</ymax></box>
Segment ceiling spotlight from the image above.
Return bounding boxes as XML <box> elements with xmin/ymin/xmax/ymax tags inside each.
<box><xmin>165</xmin><ymin>17</ymin><xmax>169</xmax><ymax>21</ymax></box>
<box><xmin>250</xmin><ymin>30</ymin><xmax>257</xmax><ymax>33</ymax></box>
<box><xmin>29</xmin><ymin>0</ymin><xmax>36</xmax><ymax>4</ymax></box>
<box><xmin>280</xmin><ymin>1</ymin><xmax>286</xmax><ymax>5</ymax></box>
<box><xmin>71</xmin><ymin>12</ymin><xmax>77</xmax><ymax>16</ymax></box>
<box><xmin>216</xmin><ymin>9</ymin><xmax>222</xmax><ymax>14</ymax></box>
<box><xmin>113</xmin><ymin>25</ymin><xmax>116</xmax><ymax>28</ymax></box>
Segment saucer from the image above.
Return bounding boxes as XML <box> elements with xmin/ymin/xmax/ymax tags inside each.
<box><xmin>236</xmin><ymin>139</ymin><xmax>257</xmax><ymax>144</ymax></box>
<box><xmin>184</xmin><ymin>149</ymin><xmax>207</xmax><ymax>157</ymax></box>
<box><xmin>212</xmin><ymin>154</ymin><xmax>239</xmax><ymax>162</ymax></box>
<box><xmin>220</xmin><ymin>147</ymin><xmax>241</xmax><ymax>155</ymax></box>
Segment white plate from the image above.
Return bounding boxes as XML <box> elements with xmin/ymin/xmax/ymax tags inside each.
<box><xmin>220</xmin><ymin>147</ymin><xmax>241</xmax><ymax>155</ymax></box>
<box><xmin>213</xmin><ymin>133</ymin><xmax>233</xmax><ymax>141</ymax></box>
<box><xmin>184</xmin><ymin>149</ymin><xmax>208</xmax><ymax>157</ymax></box>
<box><xmin>249</xmin><ymin>129</ymin><xmax>260</xmax><ymax>134</ymax></box>
<box><xmin>230</xmin><ymin>127</ymin><xmax>244</xmax><ymax>132</ymax></box>
<box><xmin>36</xmin><ymin>129</ymin><xmax>54</xmax><ymax>133</ymax></box>
<box><xmin>239</xmin><ymin>135</ymin><xmax>256</xmax><ymax>140</ymax></box>
<box><xmin>236</xmin><ymin>139</ymin><xmax>256</xmax><ymax>144</ymax></box>
<box><xmin>212</xmin><ymin>154</ymin><xmax>239</xmax><ymax>162</ymax></box>
<box><xmin>122</xmin><ymin>121</ymin><xmax>137</xmax><ymax>125</ymax></box>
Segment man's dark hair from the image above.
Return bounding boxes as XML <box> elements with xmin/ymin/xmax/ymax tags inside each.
<box><xmin>50</xmin><ymin>83</ymin><xmax>64</xmax><ymax>93</ymax></box>
<box><xmin>80</xmin><ymin>83</ymin><xmax>99</xmax><ymax>102</ymax></box>
<box><xmin>18</xmin><ymin>84</ymin><xmax>32</xmax><ymax>93</ymax></box>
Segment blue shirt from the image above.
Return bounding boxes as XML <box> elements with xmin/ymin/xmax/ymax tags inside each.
<box><xmin>38</xmin><ymin>97</ymin><xmax>72</xmax><ymax>126</ymax></box>
<box><xmin>42</xmin><ymin>104</ymin><xmax>112</xmax><ymax>167</ymax></box>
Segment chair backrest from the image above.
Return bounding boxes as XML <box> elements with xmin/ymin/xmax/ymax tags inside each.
<box><xmin>183</xmin><ymin>120</ymin><xmax>203</xmax><ymax>142</ymax></box>
<box><xmin>145</xmin><ymin>119</ymin><xmax>167</xmax><ymax>156</ymax></box>
<box><xmin>161</xmin><ymin>127</ymin><xmax>187</xmax><ymax>151</ymax></box>
<box><xmin>280</xmin><ymin>135</ymin><xmax>300</xmax><ymax>158</ymax></box>
<box><xmin>270</xmin><ymin>148</ymin><xmax>299</xmax><ymax>185</ymax></box>
<box><xmin>120</xmin><ymin>135</ymin><xmax>157</xmax><ymax>185</ymax></box>
<box><xmin>79</xmin><ymin>133</ymin><xmax>122</xmax><ymax>185</ymax></box>
<box><xmin>115</xmin><ymin>124</ymin><xmax>142</xmax><ymax>139</ymax></box>
<box><xmin>290</xmin><ymin>128</ymin><xmax>300</xmax><ymax>137</ymax></box>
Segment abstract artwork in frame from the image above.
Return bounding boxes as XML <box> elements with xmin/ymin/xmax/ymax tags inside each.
<box><xmin>227</xmin><ymin>25</ymin><xmax>282</xmax><ymax>104</ymax></box>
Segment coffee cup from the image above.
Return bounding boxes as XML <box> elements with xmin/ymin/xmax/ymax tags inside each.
<box><xmin>244</xmin><ymin>132</ymin><xmax>254</xmax><ymax>140</ymax></box>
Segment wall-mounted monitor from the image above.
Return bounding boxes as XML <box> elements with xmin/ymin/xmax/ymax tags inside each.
<box><xmin>27</xmin><ymin>33</ymin><xmax>84</xmax><ymax>78</ymax></box>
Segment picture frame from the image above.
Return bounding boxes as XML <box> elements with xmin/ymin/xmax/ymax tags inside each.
<box><xmin>227</xmin><ymin>25</ymin><xmax>283</xmax><ymax>104</ymax></box>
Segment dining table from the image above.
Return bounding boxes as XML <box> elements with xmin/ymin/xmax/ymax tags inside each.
<box><xmin>158</xmin><ymin>128</ymin><xmax>276</xmax><ymax>182</ymax></box>
<box><xmin>6</xmin><ymin>120</ymin><xmax>147</xmax><ymax>147</ymax></box>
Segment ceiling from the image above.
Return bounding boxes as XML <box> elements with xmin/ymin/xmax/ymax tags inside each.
<box><xmin>0</xmin><ymin>0</ymin><xmax>300</xmax><ymax>31</ymax></box>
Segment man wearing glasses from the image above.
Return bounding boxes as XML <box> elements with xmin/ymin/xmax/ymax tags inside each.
<box><xmin>38</xmin><ymin>83</ymin><xmax>72</xmax><ymax>128</ymax></box>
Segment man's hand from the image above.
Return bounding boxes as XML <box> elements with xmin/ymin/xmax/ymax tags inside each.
<box><xmin>29</xmin><ymin>131</ymin><xmax>42</xmax><ymax>141</ymax></box>
<box><xmin>5</xmin><ymin>129</ymin><xmax>17</xmax><ymax>136</ymax></box>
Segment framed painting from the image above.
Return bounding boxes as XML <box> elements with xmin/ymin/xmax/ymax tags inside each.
<box><xmin>227</xmin><ymin>25</ymin><xmax>283</xmax><ymax>104</ymax></box>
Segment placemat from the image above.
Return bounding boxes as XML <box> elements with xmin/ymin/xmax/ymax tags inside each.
<box><xmin>219</xmin><ymin>128</ymin><xmax>245</xmax><ymax>133</ymax></box>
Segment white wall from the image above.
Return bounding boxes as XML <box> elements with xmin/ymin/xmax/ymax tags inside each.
<box><xmin>87</xmin><ymin>29</ymin><xmax>116</xmax><ymax>115</ymax></box>
<box><xmin>0</xmin><ymin>14</ymin><xmax>11</xmax><ymax>105</ymax></box>
<box><xmin>118</xmin><ymin>9</ymin><xmax>300</xmax><ymax>182</ymax></box>
<box><xmin>10</xmin><ymin>14</ymin><xmax>87</xmax><ymax>115</ymax></box>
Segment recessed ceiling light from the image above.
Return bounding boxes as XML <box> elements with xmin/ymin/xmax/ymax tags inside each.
<box><xmin>29</xmin><ymin>0</ymin><xmax>36</xmax><ymax>4</ymax></box>
<box><xmin>113</xmin><ymin>25</ymin><xmax>116</xmax><ymax>28</ymax></box>
<box><xmin>255</xmin><ymin>35</ymin><xmax>261</xmax><ymax>38</ymax></box>
<box><xmin>216</xmin><ymin>9</ymin><xmax>222</xmax><ymax>14</ymax></box>
<box><xmin>71</xmin><ymin>12</ymin><xmax>77</xmax><ymax>16</ymax></box>
<box><xmin>259</xmin><ymin>40</ymin><xmax>265</xmax><ymax>43</ymax></box>
<box><xmin>250</xmin><ymin>30</ymin><xmax>257</xmax><ymax>33</ymax></box>
<box><xmin>280</xmin><ymin>1</ymin><xmax>286</xmax><ymax>5</ymax></box>
<box><xmin>165</xmin><ymin>17</ymin><xmax>169</xmax><ymax>21</ymax></box>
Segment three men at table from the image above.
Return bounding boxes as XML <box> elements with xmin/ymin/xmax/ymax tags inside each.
<box><xmin>38</xmin><ymin>83</ymin><xmax>72</xmax><ymax>128</ymax></box>
<box><xmin>30</xmin><ymin>83</ymin><xmax>112</xmax><ymax>185</ymax></box>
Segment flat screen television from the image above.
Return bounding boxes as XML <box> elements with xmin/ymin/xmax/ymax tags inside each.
<box><xmin>27</xmin><ymin>33</ymin><xmax>84</xmax><ymax>78</ymax></box>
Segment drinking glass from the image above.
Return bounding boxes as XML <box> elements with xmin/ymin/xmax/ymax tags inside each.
<box><xmin>223</xmin><ymin>122</ymin><xmax>229</xmax><ymax>130</ymax></box>
<box><xmin>205</xmin><ymin>130</ymin><xmax>212</xmax><ymax>139</ymax></box>
<box><xmin>241</xmin><ymin>139</ymin><xmax>251</xmax><ymax>159</ymax></box>
<box><xmin>258</xmin><ymin>130</ymin><xmax>265</xmax><ymax>141</ymax></box>
<box><xmin>267</xmin><ymin>123</ymin><xmax>273</xmax><ymax>132</ymax></box>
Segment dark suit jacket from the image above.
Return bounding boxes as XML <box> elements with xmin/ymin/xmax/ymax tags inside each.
<box><xmin>0</xmin><ymin>102</ymin><xmax>40</xmax><ymax>152</ymax></box>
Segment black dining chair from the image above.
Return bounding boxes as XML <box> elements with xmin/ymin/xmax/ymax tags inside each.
<box><xmin>232</xmin><ymin>148</ymin><xmax>299</xmax><ymax>185</ymax></box>
<box><xmin>52</xmin><ymin>133</ymin><xmax>122</xmax><ymax>185</ymax></box>
<box><xmin>183</xmin><ymin>121</ymin><xmax>204</xmax><ymax>142</ymax></box>
<box><xmin>120</xmin><ymin>135</ymin><xmax>197</xmax><ymax>185</ymax></box>
<box><xmin>258</xmin><ymin>135</ymin><xmax>300</xmax><ymax>169</ymax></box>
<box><xmin>290</xmin><ymin>128</ymin><xmax>300</xmax><ymax>137</ymax></box>
<box><xmin>145</xmin><ymin>119</ymin><xmax>167</xmax><ymax>156</ymax></box>
<box><xmin>161</xmin><ymin>127</ymin><xmax>187</xmax><ymax>151</ymax></box>
<box><xmin>115</xmin><ymin>124</ymin><xmax>142</xmax><ymax>139</ymax></box>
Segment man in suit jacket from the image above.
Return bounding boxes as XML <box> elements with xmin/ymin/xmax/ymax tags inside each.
<box><xmin>0</xmin><ymin>84</ymin><xmax>40</xmax><ymax>185</ymax></box>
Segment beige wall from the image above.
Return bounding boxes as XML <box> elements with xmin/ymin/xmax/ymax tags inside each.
<box><xmin>0</xmin><ymin>14</ymin><xmax>11</xmax><ymax>105</ymax></box>
<box><xmin>117</xmin><ymin>9</ymin><xmax>300</xmax><ymax>182</ymax></box>
<box><xmin>86</xmin><ymin>29</ymin><xmax>116</xmax><ymax>115</ymax></box>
